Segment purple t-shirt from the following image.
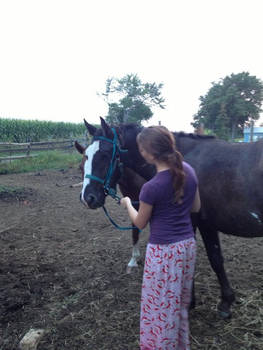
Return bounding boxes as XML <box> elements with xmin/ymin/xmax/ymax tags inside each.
<box><xmin>139</xmin><ymin>161</ymin><xmax>198</xmax><ymax>244</ymax></box>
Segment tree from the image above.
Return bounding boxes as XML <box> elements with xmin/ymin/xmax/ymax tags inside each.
<box><xmin>101</xmin><ymin>74</ymin><xmax>165</xmax><ymax>124</ymax></box>
<box><xmin>192</xmin><ymin>72</ymin><xmax>263</xmax><ymax>140</ymax></box>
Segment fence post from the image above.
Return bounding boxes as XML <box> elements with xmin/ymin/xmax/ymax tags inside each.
<box><xmin>27</xmin><ymin>143</ymin><xmax>31</xmax><ymax>157</ymax></box>
<box><xmin>9</xmin><ymin>143</ymin><xmax>11</xmax><ymax>163</ymax></box>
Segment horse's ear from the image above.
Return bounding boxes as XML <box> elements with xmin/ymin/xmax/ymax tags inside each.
<box><xmin>74</xmin><ymin>141</ymin><xmax>85</xmax><ymax>154</ymax></box>
<box><xmin>100</xmin><ymin>117</ymin><xmax>113</xmax><ymax>139</ymax></box>
<box><xmin>84</xmin><ymin>119</ymin><xmax>97</xmax><ymax>136</ymax></box>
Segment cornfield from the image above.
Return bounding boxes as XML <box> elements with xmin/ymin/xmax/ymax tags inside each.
<box><xmin>0</xmin><ymin>118</ymin><xmax>87</xmax><ymax>142</ymax></box>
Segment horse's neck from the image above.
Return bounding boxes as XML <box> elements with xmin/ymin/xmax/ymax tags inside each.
<box><xmin>135</xmin><ymin>163</ymin><xmax>156</xmax><ymax>181</ymax></box>
<box><xmin>117</xmin><ymin>125</ymin><xmax>155</xmax><ymax>181</ymax></box>
<box><xmin>176</xmin><ymin>137</ymin><xmax>199</xmax><ymax>156</ymax></box>
<box><xmin>121</xmin><ymin>151</ymin><xmax>155</xmax><ymax>181</ymax></box>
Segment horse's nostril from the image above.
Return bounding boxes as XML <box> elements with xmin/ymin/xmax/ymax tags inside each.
<box><xmin>86</xmin><ymin>194</ymin><xmax>96</xmax><ymax>205</ymax></box>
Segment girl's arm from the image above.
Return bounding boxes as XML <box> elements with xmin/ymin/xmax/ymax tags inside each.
<box><xmin>121</xmin><ymin>197</ymin><xmax>153</xmax><ymax>230</ymax></box>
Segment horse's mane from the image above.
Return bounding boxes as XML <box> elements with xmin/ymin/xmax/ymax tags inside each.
<box><xmin>109</xmin><ymin>122</ymin><xmax>216</xmax><ymax>141</ymax></box>
<box><xmin>114</xmin><ymin>123</ymin><xmax>142</xmax><ymax>140</ymax></box>
<box><xmin>117</xmin><ymin>123</ymin><xmax>142</xmax><ymax>133</ymax></box>
<box><xmin>173</xmin><ymin>131</ymin><xmax>216</xmax><ymax>140</ymax></box>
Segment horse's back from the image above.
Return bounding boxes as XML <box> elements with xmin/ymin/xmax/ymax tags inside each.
<box><xmin>182</xmin><ymin>139</ymin><xmax>263</xmax><ymax>237</ymax></box>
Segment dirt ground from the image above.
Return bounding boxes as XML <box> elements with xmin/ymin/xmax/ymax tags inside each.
<box><xmin>0</xmin><ymin>167</ymin><xmax>263</xmax><ymax>350</ymax></box>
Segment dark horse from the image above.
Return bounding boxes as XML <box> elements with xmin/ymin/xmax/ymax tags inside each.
<box><xmin>75</xmin><ymin>117</ymin><xmax>263</xmax><ymax>319</ymax></box>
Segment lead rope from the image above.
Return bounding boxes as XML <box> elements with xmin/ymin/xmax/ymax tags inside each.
<box><xmin>103</xmin><ymin>190</ymin><xmax>140</xmax><ymax>231</ymax></box>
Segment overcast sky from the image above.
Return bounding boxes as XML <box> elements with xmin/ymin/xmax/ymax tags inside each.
<box><xmin>0</xmin><ymin>0</ymin><xmax>263</xmax><ymax>132</ymax></box>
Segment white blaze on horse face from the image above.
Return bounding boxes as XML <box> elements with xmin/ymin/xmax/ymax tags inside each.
<box><xmin>81</xmin><ymin>140</ymin><xmax>100</xmax><ymax>202</ymax></box>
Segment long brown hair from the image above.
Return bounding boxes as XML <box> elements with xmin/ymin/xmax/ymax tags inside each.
<box><xmin>137</xmin><ymin>126</ymin><xmax>185</xmax><ymax>203</ymax></box>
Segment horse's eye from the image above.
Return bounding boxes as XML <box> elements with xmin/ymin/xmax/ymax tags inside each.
<box><xmin>85</xmin><ymin>155</ymin><xmax>88</xmax><ymax>160</ymax></box>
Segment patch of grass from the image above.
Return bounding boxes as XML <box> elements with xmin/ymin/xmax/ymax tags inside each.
<box><xmin>0</xmin><ymin>185</ymin><xmax>24</xmax><ymax>193</ymax></box>
<box><xmin>0</xmin><ymin>185</ymin><xmax>29</xmax><ymax>200</ymax></box>
<box><xmin>0</xmin><ymin>150</ymin><xmax>82</xmax><ymax>174</ymax></box>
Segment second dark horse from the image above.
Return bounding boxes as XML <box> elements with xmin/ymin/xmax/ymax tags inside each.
<box><xmin>76</xmin><ymin>118</ymin><xmax>263</xmax><ymax>319</ymax></box>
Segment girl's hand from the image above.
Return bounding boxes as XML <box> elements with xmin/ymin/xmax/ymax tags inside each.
<box><xmin>120</xmin><ymin>197</ymin><xmax>131</xmax><ymax>208</ymax></box>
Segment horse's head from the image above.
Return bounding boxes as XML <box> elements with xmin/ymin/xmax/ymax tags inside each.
<box><xmin>75</xmin><ymin>117</ymin><xmax>123</xmax><ymax>209</ymax></box>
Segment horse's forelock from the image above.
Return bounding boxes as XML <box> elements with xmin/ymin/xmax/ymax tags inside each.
<box><xmin>94</xmin><ymin>128</ymin><xmax>104</xmax><ymax>137</ymax></box>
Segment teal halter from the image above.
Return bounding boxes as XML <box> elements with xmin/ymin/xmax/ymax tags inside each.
<box><xmin>85</xmin><ymin>128</ymin><xmax>140</xmax><ymax>231</ymax></box>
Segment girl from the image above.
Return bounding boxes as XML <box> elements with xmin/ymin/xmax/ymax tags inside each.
<box><xmin>121</xmin><ymin>126</ymin><xmax>200</xmax><ymax>350</ymax></box>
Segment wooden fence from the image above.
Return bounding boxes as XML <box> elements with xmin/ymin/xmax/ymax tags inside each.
<box><xmin>0</xmin><ymin>139</ymin><xmax>87</xmax><ymax>162</ymax></box>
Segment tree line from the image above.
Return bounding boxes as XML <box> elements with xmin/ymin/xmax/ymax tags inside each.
<box><xmin>102</xmin><ymin>72</ymin><xmax>263</xmax><ymax>141</ymax></box>
<box><xmin>1</xmin><ymin>72</ymin><xmax>262</xmax><ymax>142</ymax></box>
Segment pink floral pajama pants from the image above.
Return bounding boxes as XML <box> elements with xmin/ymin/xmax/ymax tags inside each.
<box><xmin>140</xmin><ymin>238</ymin><xmax>196</xmax><ymax>350</ymax></box>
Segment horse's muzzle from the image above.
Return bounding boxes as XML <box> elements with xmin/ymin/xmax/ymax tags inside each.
<box><xmin>86</xmin><ymin>194</ymin><xmax>97</xmax><ymax>207</ymax></box>
<box><xmin>81</xmin><ymin>193</ymin><xmax>102</xmax><ymax>209</ymax></box>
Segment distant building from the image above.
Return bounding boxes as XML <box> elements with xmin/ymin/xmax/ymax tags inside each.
<box><xmin>243</xmin><ymin>127</ymin><xmax>263</xmax><ymax>142</ymax></box>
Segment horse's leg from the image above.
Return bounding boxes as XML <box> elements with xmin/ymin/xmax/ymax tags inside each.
<box><xmin>198</xmin><ymin>221</ymin><xmax>235</xmax><ymax>318</ymax></box>
<box><xmin>126</xmin><ymin>202</ymin><xmax>141</xmax><ymax>274</ymax></box>
<box><xmin>118</xmin><ymin>169</ymin><xmax>146</xmax><ymax>274</ymax></box>
<box><xmin>126</xmin><ymin>227</ymin><xmax>140</xmax><ymax>273</ymax></box>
